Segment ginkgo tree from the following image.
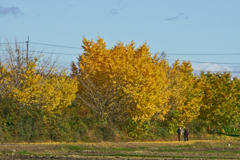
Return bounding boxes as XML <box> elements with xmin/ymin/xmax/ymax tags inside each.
<box><xmin>72</xmin><ymin>37</ymin><xmax>172</xmax><ymax>123</ymax></box>
<box><xmin>0</xmin><ymin>40</ymin><xmax>78</xmax><ymax>113</ymax></box>
<box><xmin>199</xmin><ymin>71</ymin><xmax>240</xmax><ymax>127</ymax></box>
<box><xmin>163</xmin><ymin>60</ymin><xmax>205</xmax><ymax>130</ymax></box>
<box><xmin>0</xmin><ymin>62</ymin><xmax>11</xmax><ymax>99</ymax></box>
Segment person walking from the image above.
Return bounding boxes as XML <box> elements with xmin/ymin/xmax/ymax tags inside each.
<box><xmin>184</xmin><ymin>128</ymin><xmax>189</xmax><ymax>141</ymax></box>
<box><xmin>177</xmin><ymin>126</ymin><xmax>182</xmax><ymax>142</ymax></box>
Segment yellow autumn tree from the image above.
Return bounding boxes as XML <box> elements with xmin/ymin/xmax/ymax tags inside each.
<box><xmin>39</xmin><ymin>72</ymin><xmax>78</xmax><ymax>113</ymax></box>
<box><xmin>200</xmin><ymin>71</ymin><xmax>240</xmax><ymax>127</ymax></box>
<box><xmin>0</xmin><ymin>40</ymin><xmax>78</xmax><ymax>113</ymax></box>
<box><xmin>72</xmin><ymin>37</ymin><xmax>171</xmax><ymax>123</ymax></box>
<box><xmin>0</xmin><ymin>62</ymin><xmax>12</xmax><ymax>99</ymax></box>
<box><xmin>163</xmin><ymin>60</ymin><xmax>204</xmax><ymax>129</ymax></box>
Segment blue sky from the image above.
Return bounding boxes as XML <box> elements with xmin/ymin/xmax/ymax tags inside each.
<box><xmin>1</xmin><ymin>0</ymin><xmax>240</xmax><ymax>76</ymax></box>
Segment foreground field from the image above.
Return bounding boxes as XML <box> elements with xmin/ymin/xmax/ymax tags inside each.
<box><xmin>0</xmin><ymin>140</ymin><xmax>240</xmax><ymax>159</ymax></box>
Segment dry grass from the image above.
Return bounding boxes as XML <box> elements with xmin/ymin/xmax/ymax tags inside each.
<box><xmin>0</xmin><ymin>136</ymin><xmax>239</xmax><ymax>159</ymax></box>
<box><xmin>0</xmin><ymin>143</ymin><xmax>237</xmax><ymax>159</ymax></box>
<box><xmin>0</xmin><ymin>139</ymin><xmax>238</xmax><ymax>151</ymax></box>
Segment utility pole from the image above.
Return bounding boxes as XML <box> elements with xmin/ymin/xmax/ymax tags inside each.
<box><xmin>26</xmin><ymin>36</ymin><xmax>29</xmax><ymax>66</ymax></box>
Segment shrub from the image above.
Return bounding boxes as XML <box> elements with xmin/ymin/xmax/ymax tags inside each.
<box><xmin>95</xmin><ymin>124</ymin><xmax>115</xmax><ymax>141</ymax></box>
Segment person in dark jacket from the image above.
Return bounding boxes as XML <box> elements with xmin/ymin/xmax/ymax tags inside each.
<box><xmin>184</xmin><ymin>128</ymin><xmax>189</xmax><ymax>141</ymax></box>
<box><xmin>177</xmin><ymin>126</ymin><xmax>182</xmax><ymax>142</ymax></box>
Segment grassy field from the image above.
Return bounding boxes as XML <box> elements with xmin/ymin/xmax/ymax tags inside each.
<box><xmin>0</xmin><ymin>140</ymin><xmax>240</xmax><ymax>159</ymax></box>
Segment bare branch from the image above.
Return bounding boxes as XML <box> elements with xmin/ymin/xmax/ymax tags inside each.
<box><xmin>75</xmin><ymin>70</ymin><xmax>133</xmax><ymax>122</ymax></box>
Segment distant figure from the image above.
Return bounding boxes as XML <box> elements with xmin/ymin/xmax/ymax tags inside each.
<box><xmin>184</xmin><ymin>128</ymin><xmax>189</xmax><ymax>141</ymax></box>
<box><xmin>177</xmin><ymin>126</ymin><xmax>183</xmax><ymax>142</ymax></box>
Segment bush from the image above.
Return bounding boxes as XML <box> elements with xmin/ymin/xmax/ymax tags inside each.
<box><xmin>222</xmin><ymin>125</ymin><xmax>240</xmax><ymax>134</ymax></box>
<box><xmin>95</xmin><ymin>124</ymin><xmax>115</xmax><ymax>141</ymax></box>
<box><xmin>154</xmin><ymin>127</ymin><xmax>171</xmax><ymax>139</ymax></box>
<box><xmin>2</xmin><ymin>99</ymin><xmax>239</xmax><ymax>143</ymax></box>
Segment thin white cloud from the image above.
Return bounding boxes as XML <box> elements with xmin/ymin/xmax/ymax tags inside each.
<box><xmin>0</xmin><ymin>6</ymin><xmax>24</xmax><ymax>17</ymax></box>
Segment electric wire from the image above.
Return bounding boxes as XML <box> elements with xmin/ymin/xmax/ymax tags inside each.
<box><xmin>0</xmin><ymin>49</ymin><xmax>79</xmax><ymax>56</ymax></box>
<box><xmin>2</xmin><ymin>41</ymin><xmax>240</xmax><ymax>74</ymax></box>
<box><xmin>1</xmin><ymin>42</ymin><xmax>240</xmax><ymax>55</ymax></box>
<box><xmin>1</xmin><ymin>48</ymin><xmax>240</xmax><ymax>65</ymax></box>
<box><xmin>31</xmin><ymin>50</ymin><xmax>79</xmax><ymax>56</ymax></box>
<box><xmin>166</xmin><ymin>59</ymin><xmax>240</xmax><ymax>65</ymax></box>
<box><xmin>193</xmin><ymin>70</ymin><xmax>240</xmax><ymax>73</ymax></box>
<box><xmin>0</xmin><ymin>42</ymin><xmax>25</xmax><ymax>45</ymax></box>
<box><xmin>166</xmin><ymin>53</ymin><xmax>240</xmax><ymax>55</ymax></box>
<box><xmin>29</xmin><ymin>42</ymin><xmax>82</xmax><ymax>49</ymax></box>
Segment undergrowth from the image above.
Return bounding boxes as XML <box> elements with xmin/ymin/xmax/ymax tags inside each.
<box><xmin>0</xmin><ymin>100</ymin><xmax>239</xmax><ymax>143</ymax></box>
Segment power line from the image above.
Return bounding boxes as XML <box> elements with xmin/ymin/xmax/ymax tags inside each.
<box><xmin>193</xmin><ymin>69</ymin><xmax>240</xmax><ymax>73</ymax></box>
<box><xmin>0</xmin><ymin>42</ymin><xmax>25</xmax><ymax>45</ymax></box>
<box><xmin>2</xmin><ymin>42</ymin><xmax>240</xmax><ymax>65</ymax></box>
<box><xmin>59</xmin><ymin>58</ymin><xmax>240</xmax><ymax>66</ymax></box>
<box><xmin>31</xmin><ymin>50</ymin><xmax>79</xmax><ymax>56</ymax></box>
<box><xmin>57</xmin><ymin>61</ymin><xmax>240</xmax><ymax>73</ymax></box>
<box><xmin>1</xmin><ymin>48</ymin><xmax>240</xmax><ymax>65</ymax></box>
<box><xmin>29</xmin><ymin>42</ymin><xmax>82</xmax><ymax>49</ymax></box>
<box><xmin>1</xmin><ymin>41</ymin><xmax>240</xmax><ymax>55</ymax></box>
<box><xmin>166</xmin><ymin>59</ymin><xmax>240</xmax><ymax>65</ymax></box>
<box><xmin>0</xmin><ymin>49</ymin><xmax>79</xmax><ymax>56</ymax></box>
<box><xmin>3</xmin><ymin>48</ymin><xmax>240</xmax><ymax>56</ymax></box>
<box><xmin>2</xmin><ymin>41</ymin><xmax>240</xmax><ymax>56</ymax></box>
<box><xmin>167</xmin><ymin>53</ymin><xmax>240</xmax><ymax>55</ymax></box>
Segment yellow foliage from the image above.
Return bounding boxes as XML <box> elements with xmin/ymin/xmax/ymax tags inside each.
<box><xmin>164</xmin><ymin>60</ymin><xmax>204</xmax><ymax>126</ymax></box>
<box><xmin>200</xmin><ymin>72</ymin><xmax>240</xmax><ymax>126</ymax></box>
<box><xmin>0</xmin><ymin>64</ymin><xmax>12</xmax><ymax>98</ymax></box>
<box><xmin>0</xmin><ymin>50</ymin><xmax>78</xmax><ymax>114</ymax></box>
<box><xmin>72</xmin><ymin>37</ymin><xmax>172</xmax><ymax>122</ymax></box>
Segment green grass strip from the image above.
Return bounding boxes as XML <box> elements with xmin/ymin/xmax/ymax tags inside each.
<box><xmin>156</xmin><ymin>149</ymin><xmax>240</xmax><ymax>154</ymax></box>
<box><xmin>16</xmin><ymin>151</ymin><xmax>34</xmax><ymax>155</ymax></box>
<box><xmin>76</xmin><ymin>153</ymin><xmax>237</xmax><ymax>159</ymax></box>
<box><xmin>116</xmin><ymin>148</ymin><xmax>136</xmax><ymax>151</ymax></box>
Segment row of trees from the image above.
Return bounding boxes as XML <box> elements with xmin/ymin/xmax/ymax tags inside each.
<box><xmin>71</xmin><ymin>37</ymin><xmax>240</xmax><ymax>128</ymax></box>
<box><xmin>0</xmin><ymin>37</ymin><xmax>240</xmax><ymax>139</ymax></box>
